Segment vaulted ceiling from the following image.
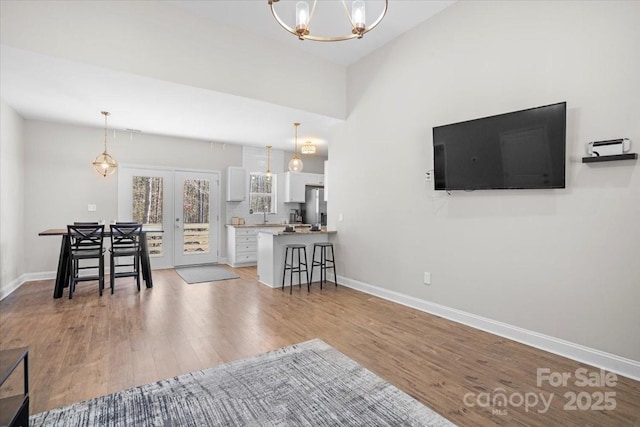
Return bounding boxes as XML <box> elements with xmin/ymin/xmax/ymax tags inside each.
<box><xmin>0</xmin><ymin>1</ymin><xmax>454</xmax><ymax>155</ymax></box>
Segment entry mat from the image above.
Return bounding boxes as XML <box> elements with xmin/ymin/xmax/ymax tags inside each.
<box><xmin>175</xmin><ymin>264</ymin><xmax>240</xmax><ymax>284</ymax></box>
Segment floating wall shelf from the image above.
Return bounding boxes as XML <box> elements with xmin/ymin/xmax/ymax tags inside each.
<box><xmin>582</xmin><ymin>153</ymin><xmax>638</xmax><ymax>163</ymax></box>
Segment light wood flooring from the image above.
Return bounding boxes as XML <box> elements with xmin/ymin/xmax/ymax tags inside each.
<box><xmin>1</xmin><ymin>267</ymin><xmax>638</xmax><ymax>426</ymax></box>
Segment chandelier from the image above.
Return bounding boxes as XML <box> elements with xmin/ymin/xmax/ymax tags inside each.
<box><xmin>288</xmin><ymin>122</ymin><xmax>303</xmax><ymax>172</ymax></box>
<box><xmin>301</xmin><ymin>141</ymin><xmax>316</xmax><ymax>154</ymax></box>
<box><xmin>268</xmin><ymin>0</ymin><xmax>388</xmax><ymax>42</ymax></box>
<box><xmin>92</xmin><ymin>111</ymin><xmax>118</xmax><ymax>177</ymax></box>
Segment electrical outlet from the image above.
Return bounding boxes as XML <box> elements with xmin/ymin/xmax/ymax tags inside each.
<box><xmin>425</xmin><ymin>171</ymin><xmax>432</xmax><ymax>182</ymax></box>
<box><xmin>88</xmin><ymin>204</ymin><xmax>97</xmax><ymax>212</ymax></box>
<box><xmin>423</xmin><ymin>272</ymin><xmax>431</xmax><ymax>285</ymax></box>
<box><xmin>339</xmin><ymin>213</ymin><xmax>343</xmax><ymax>222</ymax></box>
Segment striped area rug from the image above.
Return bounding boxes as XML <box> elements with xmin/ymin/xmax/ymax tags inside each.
<box><xmin>30</xmin><ymin>339</ymin><xmax>455</xmax><ymax>426</ymax></box>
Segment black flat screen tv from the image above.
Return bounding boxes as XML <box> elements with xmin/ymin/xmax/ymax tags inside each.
<box><xmin>432</xmin><ymin>102</ymin><xmax>566</xmax><ymax>191</ymax></box>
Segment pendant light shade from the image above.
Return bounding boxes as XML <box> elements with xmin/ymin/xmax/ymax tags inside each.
<box><xmin>288</xmin><ymin>122</ymin><xmax>304</xmax><ymax>172</ymax></box>
<box><xmin>92</xmin><ymin>111</ymin><xmax>118</xmax><ymax>177</ymax></box>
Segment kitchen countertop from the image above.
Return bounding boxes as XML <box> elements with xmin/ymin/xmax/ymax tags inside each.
<box><xmin>258</xmin><ymin>229</ymin><xmax>336</xmax><ymax>236</ymax></box>
<box><xmin>226</xmin><ymin>223</ymin><xmax>312</xmax><ymax>228</ymax></box>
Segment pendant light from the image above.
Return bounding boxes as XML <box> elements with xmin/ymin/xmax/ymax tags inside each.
<box><xmin>92</xmin><ymin>111</ymin><xmax>118</xmax><ymax>177</ymax></box>
<box><xmin>288</xmin><ymin>122</ymin><xmax>304</xmax><ymax>172</ymax></box>
<box><xmin>265</xmin><ymin>145</ymin><xmax>272</xmax><ymax>177</ymax></box>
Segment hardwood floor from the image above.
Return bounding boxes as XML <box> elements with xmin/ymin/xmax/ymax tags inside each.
<box><xmin>1</xmin><ymin>267</ymin><xmax>638</xmax><ymax>426</ymax></box>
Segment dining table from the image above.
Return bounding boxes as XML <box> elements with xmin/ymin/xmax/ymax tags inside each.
<box><xmin>38</xmin><ymin>225</ymin><xmax>162</xmax><ymax>299</ymax></box>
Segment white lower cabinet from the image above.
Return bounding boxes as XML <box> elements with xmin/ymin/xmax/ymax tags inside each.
<box><xmin>227</xmin><ymin>226</ymin><xmax>278</xmax><ymax>267</ymax></box>
<box><xmin>227</xmin><ymin>227</ymin><xmax>258</xmax><ymax>267</ymax></box>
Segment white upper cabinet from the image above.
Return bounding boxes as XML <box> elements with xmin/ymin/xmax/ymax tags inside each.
<box><xmin>226</xmin><ymin>167</ymin><xmax>247</xmax><ymax>202</ymax></box>
<box><xmin>283</xmin><ymin>172</ymin><xmax>324</xmax><ymax>203</ymax></box>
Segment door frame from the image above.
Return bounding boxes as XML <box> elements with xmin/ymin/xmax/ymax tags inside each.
<box><xmin>117</xmin><ymin>164</ymin><xmax>221</xmax><ymax>269</ymax></box>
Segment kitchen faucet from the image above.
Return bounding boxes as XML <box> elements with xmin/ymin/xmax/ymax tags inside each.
<box><xmin>263</xmin><ymin>206</ymin><xmax>268</xmax><ymax>224</ymax></box>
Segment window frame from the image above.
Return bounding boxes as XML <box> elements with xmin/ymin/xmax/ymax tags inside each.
<box><xmin>249</xmin><ymin>172</ymin><xmax>277</xmax><ymax>215</ymax></box>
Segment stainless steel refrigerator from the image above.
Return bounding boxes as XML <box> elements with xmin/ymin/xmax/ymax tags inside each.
<box><xmin>303</xmin><ymin>186</ymin><xmax>327</xmax><ymax>226</ymax></box>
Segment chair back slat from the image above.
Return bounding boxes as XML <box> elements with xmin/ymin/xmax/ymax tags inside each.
<box><xmin>110</xmin><ymin>224</ymin><xmax>142</xmax><ymax>251</ymax></box>
<box><xmin>67</xmin><ymin>224</ymin><xmax>105</xmax><ymax>253</ymax></box>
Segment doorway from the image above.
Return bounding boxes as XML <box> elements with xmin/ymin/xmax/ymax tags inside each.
<box><xmin>118</xmin><ymin>166</ymin><xmax>220</xmax><ymax>269</ymax></box>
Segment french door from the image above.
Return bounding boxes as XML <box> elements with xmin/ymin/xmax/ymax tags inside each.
<box><xmin>174</xmin><ymin>171</ymin><xmax>219</xmax><ymax>266</ymax></box>
<box><xmin>118</xmin><ymin>166</ymin><xmax>220</xmax><ymax>269</ymax></box>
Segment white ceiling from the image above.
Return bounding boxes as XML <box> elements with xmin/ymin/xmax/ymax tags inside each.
<box><xmin>0</xmin><ymin>1</ymin><xmax>455</xmax><ymax>155</ymax></box>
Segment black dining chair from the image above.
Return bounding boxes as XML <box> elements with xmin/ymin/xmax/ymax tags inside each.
<box><xmin>67</xmin><ymin>224</ymin><xmax>106</xmax><ymax>299</ymax></box>
<box><xmin>109</xmin><ymin>223</ymin><xmax>143</xmax><ymax>292</ymax></box>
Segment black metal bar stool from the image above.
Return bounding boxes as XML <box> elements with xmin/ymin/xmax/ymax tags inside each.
<box><xmin>282</xmin><ymin>244</ymin><xmax>310</xmax><ymax>294</ymax></box>
<box><xmin>310</xmin><ymin>242</ymin><xmax>337</xmax><ymax>289</ymax></box>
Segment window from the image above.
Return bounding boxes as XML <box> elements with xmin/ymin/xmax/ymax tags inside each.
<box><xmin>131</xmin><ymin>176</ymin><xmax>164</xmax><ymax>256</ymax></box>
<box><xmin>249</xmin><ymin>173</ymin><xmax>276</xmax><ymax>214</ymax></box>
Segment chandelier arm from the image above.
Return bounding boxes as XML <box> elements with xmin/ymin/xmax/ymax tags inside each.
<box><xmin>341</xmin><ymin>0</ymin><xmax>356</xmax><ymax>32</ymax></box>
<box><xmin>364</xmin><ymin>1</ymin><xmax>387</xmax><ymax>34</ymax></box>
<box><xmin>268</xmin><ymin>1</ymin><xmax>299</xmax><ymax>38</ymax></box>
<box><xmin>268</xmin><ymin>0</ymin><xmax>387</xmax><ymax>42</ymax></box>
<box><xmin>306</xmin><ymin>0</ymin><xmax>317</xmax><ymax>35</ymax></box>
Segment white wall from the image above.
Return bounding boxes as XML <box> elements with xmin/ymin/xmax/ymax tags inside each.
<box><xmin>0</xmin><ymin>99</ymin><xmax>25</xmax><ymax>298</ymax></box>
<box><xmin>23</xmin><ymin>120</ymin><xmax>242</xmax><ymax>274</ymax></box>
<box><xmin>0</xmin><ymin>0</ymin><xmax>345</xmax><ymax>119</ymax></box>
<box><xmin>330</xmin><ymin>1</ymin><xmax>640</xmax><ymax>361</ymax></box>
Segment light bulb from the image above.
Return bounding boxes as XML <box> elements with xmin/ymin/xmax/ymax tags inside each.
<box><xmin>352</xmin><ymin>1</ymin><xmax>366</xmax><ymax>35</ymax></box>
<box><xmin>296</xmin><ymin>1</ymin><xmax>309</xmax><ymax>36</ymax></box>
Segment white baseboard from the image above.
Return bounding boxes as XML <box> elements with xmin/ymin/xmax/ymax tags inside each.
<box><xmin>0</xmin><ymin>274</ymin><xmax>26</xmax><ymax>300</ymax></box>
<box><xmin>337</xmin><ymin>275</ymin><xmax>640</xmax><ymax>382</ymax></box>
<box><xmin>0</xmin><ymin>271</ymin><xmax>57</xmax><ymax>300</ymax></box>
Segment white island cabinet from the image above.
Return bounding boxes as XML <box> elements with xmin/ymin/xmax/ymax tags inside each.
<box><xmin>257</xmin><ymin>229</ymin><xmax>337</xmax><ymax>288</ymax></box>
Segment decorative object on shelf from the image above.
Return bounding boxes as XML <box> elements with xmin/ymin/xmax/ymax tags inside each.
<box><xmin>92</xmin><ymin>111</ymin><xmax>118</xmax><ymax>177</ymax></box>
<box><xmin>586</xmin><ymin>138</ymin><xmax>631</xmax><ymax>157</ymax></box>
<box><xmin>268</xmin><ymin>0</ymin><xmax>388</xmax><ymax>42</ymax></box>
<box><xmin>288</xmin><ymin>122</ymin><xmax>304</xmax><ymax>172</ymax></box>
<box><xmin>582</xmin><ymin>138</ymin><xmax>636</xmax><ymax>163</ymax></box>
<box><xmin>265</xmin><ymin>145</ymin><xmax>273</xmax><ymax>177</ymax></box>
<box><xmin>301</xmin><ymin>140</ymin><xmax>316</xmax><ymax>154</ymax></box>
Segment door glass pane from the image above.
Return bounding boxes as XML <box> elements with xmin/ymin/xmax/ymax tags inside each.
<box><xmin>183</xmin><ymin>179</ymin><xmax>210</xmax><ymax>255</ymax></box>
<box><xmin>132</xmin><ymin>176</ymin><xmax>164</xmax><ymax>256</ymax></box>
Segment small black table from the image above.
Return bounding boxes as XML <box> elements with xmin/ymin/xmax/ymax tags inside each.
<box><xmin>39</xmin><ymin>226</ymin><xmax>161</xmax><ymax>298</ymax></box>
<box><xmin>0</xmin><ymin>347</ymin><xmax>29</xmax><ymax>427</ymax></box>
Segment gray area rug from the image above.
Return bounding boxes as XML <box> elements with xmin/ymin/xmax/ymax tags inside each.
<box><xmin>30</xmin><ymin>339</ymin><xmax>455</xmax><ymax>426</ymax></box>
<box><xmin>175</xmin><ymin>264</ymin><xmax>239</xmax><ymax>284</ymax></box>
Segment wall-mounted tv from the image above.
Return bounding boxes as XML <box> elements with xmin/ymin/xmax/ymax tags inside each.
<box><xmin>432</xmin><ymin>102</ymin><xmax>566</xmax><ymax>191</ymax></box>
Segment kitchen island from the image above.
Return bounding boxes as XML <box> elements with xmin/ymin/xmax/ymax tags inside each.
<box><xmin>257</xmin><ymin>228</ymin><xmax>337</xmax><ymax>288</ymax></box>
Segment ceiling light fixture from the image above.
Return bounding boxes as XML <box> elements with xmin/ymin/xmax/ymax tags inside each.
<box><xmin>265</xmin><ymin>145</ymin><xmax>273</xmax><ymax>177</ymax></box>
<box><xmin>301</xmin><ymin>141</ymin><xmax>316</xmax><ymax>154</ymax></box>
<box><xmin>268</xmin><ymin>0</ymin><xmax>388</xmax><ymax>42</ymax></box>
<box><xmin>92</xmin><ymin>111</ymin><xmax>118</xmax><ymax>177</ymax></box>
<box><xmin>288</xmin><ymin>122</ymin><xmax>304</xmax><ymax>172</ymax></box>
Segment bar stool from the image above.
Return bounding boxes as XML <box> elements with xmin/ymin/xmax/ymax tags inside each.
<box><xmin>282</xmin><ymin>244</ymin><xmax>310</xmax><ymax>294</ymax></box>
<box><xmin>310</xmin><ymin>242</ymin><xmax>337</xmax><ymax>289</ymax></box>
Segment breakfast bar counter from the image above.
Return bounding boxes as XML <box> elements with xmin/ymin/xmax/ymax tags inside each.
<box><xmin>257</xmin><ymin>229</ymin><xmax>336</xmax><ymax>288</ymax></box>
